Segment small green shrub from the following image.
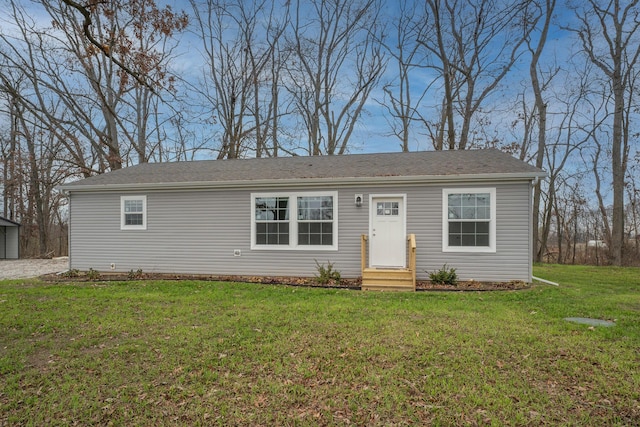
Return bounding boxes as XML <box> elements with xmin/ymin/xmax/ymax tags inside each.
<box><xmin>428</xmin><ymin>264</ymin><xmax>458</xmax><ymax>286</ymax></box>
<box><xmin>128</xmin><ymin>269</ymin><xmax>144</xmax><ymax>279</ymax></box>
<box><xmin>314</xmin><ymin>260</ymin><xmax>341</xmax><ymax>285</ymax></box>
<box><xmin>61</xmin><ymin>269</ymin><xmax>80</xmax><ymax>278</ymax></box>
<box><xmin>86</xmin><ymin>268</ymin><xmax>100</xmax><ymax>281</ymax></box>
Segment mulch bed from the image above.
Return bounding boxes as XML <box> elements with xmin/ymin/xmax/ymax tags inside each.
<box><xmin>417</xmin><ymin>279</ymin><xmax>530</xmax><ymax>291</ymax></box>
<box><xmin>41</xmin><ymin>271</ymin><xmax>529</xmax><ymax>291</ymax></box>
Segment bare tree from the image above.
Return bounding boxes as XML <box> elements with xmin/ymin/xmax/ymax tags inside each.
<box><xmin>44</xmin><ymin>0</ymin><xmax>188</xmax><ymax>168</ymax></box>
<box><xmin>378</xmin><ymin>0</ymin><xmax>430</xmax><ymax>152</ymax></box>
<box><xmin>568</xmin><ymin>0</ymin><xmax>640</xmax><ymax>265</ymax></box>
<box><xmin>0</xmin><ymin>78</ymin><xmax>69</xmax><ymax>257</ymax></box>
<box><xmin>0</xmin><ymin>87</ymin><xmax>21</xmax><ymax>222</ymax></box>
<box><xmin>191</xmin><ymin>0</ymin><xmax>289</xmax><ymax>159</ymax></box>
<box><xmin>0</xmin><ymin>2</ymin><xmax>93</xmax><ymax>176</ymax></box>
<box><xmin>528</xmin><ymin>0</ymin><xmax>556</xmax><ymax>262</ymax></box>
<box><xmin>419</xmin><ymin>0</ymin><xmax>536</xmax><ymax>150</ymax></box>
<box><xmin>285</xmin><ymin>0</ymin><xmax>386</xmax><ymax>155</ymax></box>
<box><xmin>626</xmin><ymin>159</ymin><xmax>640</xmax><ymax>259</ymax></box>
<box><xmin>533</xmin><ymin>61</ymin><xmax>597</xmax><ymax>262</ymax></box>
<box><xmin>1</xmin><ymin>0</ymin><xmax>187</xmax><ymax>172</ymax></box>
<box><xmin>551</xmin><ymin>178</ymin><xmax>587</xmax><ymax>264</ymax></box>
<box><xmin>0</xmin><ymin>0</ymin><xmax>187</xmax><ymax>256</ymax></box>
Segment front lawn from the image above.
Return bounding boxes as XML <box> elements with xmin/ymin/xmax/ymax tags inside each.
<box><xmin>1</xmin><ymin>265</ymin><xmax>639</xmax><ymax>425</ymax></box>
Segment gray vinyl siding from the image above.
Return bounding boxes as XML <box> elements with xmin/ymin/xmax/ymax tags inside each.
<box><xmin>409</xmin><ymin>182</ymin><xmax>533</xmax><ymax>282</ymax></box>
<box><xmin>69</xmin><ymin>180</ymin><xmax>533</xmax><ymax>282</ymax></box>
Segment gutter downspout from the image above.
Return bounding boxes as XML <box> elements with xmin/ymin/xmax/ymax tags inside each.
<box><xmin>532</xmin><ymin>275</ymin><xmax>559</xmax><ymax>286</ymax></box>
<box><xmin>529</xmin><ymin>176</ymin><xmax>539</xmax><ymax>282</ymax></box>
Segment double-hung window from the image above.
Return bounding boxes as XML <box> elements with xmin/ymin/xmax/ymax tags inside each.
<box><xmin>121</xmin><ymin>195</ymin><xmax>147</xmax><ymax>230</ymax></box>
<box><xmin>442</xmin><ymin>188</ymin><xmax>495</xmax><ymax>252</ymax></box>
<box><xmin>252</xmin><ymin>192</ymin><xmax>337</xmax><ymax>250</ymax></box>
<box><xmin>254</xmin><ymin>196</ymin><xmax>290</xmax><ymax>245</ymax></box>
<box><xmin>297</xmin><ymin>196</ymin><xmax>334</xmax><ymax>246</ymax></box>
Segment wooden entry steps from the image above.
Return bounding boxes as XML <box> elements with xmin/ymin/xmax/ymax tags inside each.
<box><xmin>362</xmin><ymin>268</ymin><xmax>415</xmax><ymax>291</ymax></box>
<box><xmin>361</xmin><ymin>234</ymin><xmax>417</xmax><ymax>291</ymax></box>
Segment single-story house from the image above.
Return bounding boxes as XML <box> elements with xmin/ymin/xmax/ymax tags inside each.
<box><xmin>0</xmin><ymin>216</ymin><xmax>20</xmax><ymax>259</ymax></box>
<box><xmin>60</xmin><ymin>149</ymin><xmax>546</xmax><ymax>289</ymax></box>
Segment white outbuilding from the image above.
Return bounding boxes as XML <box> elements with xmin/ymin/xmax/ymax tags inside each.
<box><xmin>0</xmin><ymin>216</ymin><xmax>20</xmax><ymax>259</ymax></box>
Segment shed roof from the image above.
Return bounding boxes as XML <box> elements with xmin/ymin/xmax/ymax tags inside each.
<box><xmin>61</xmin><ymin>149</ymin><xmax>546</xmax><ymax>192</ymax></box>
<box><xmin>0</xmin><ymin>216</ymin><xmax>20</xmax><ymax>227</ymax></box>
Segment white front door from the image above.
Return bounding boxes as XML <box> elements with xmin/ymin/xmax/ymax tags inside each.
<box><xmin>370</xmin><ymin>196</ymin><xmax>406</xmax><ymax>268</ymax></box>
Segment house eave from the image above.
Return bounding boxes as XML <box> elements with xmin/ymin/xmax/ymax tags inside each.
<box><xmin>0</xmin><ymin>217</ymin><xmax>21</xmax><ymax>227</ymax></box>
<box><xmin>60</xmin><ymin>172</ymin><xmax>547</xmax><ymax>194</ymax></box>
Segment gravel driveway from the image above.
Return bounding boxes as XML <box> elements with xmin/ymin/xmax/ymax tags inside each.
<box><xmin>0</xmin><ymin>257</ymin><xmax>69</xmax><ymax>280</ymax></box>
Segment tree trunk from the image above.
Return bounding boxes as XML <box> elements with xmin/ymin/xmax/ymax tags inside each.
<box><xmin>611</xmin><ymin>80</ymin><xmax>625</xmax><ymax>265</ymax></box>
<box><xmin>16</xmin><ymin>106</ymin><xmax>48</xmax><ymax>257</ymax></box>
<box><xmin>530</xmin><ymin>0</ymin><xmax>554</xmax><ymax>262</ymax></box>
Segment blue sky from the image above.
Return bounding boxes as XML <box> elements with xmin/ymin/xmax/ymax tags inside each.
<box><xmin>0</xmin><ymin>0</ymin><xmax>628</xmax><ymax>167</ymax></box>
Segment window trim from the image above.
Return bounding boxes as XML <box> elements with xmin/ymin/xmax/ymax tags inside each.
<box><xmin>442</xmin><ymin>188</ymin><xmax>496</xmax><ymax>253</ymax></box>
<box><xmin>121</xmin><ymin>195</ymin><xmax>147</xmax><ymax>231</ymax></box>
<box><xmin>251</xmin><ymin>191</ymin><xmax>338</xmax><ymax>251</ymax></box>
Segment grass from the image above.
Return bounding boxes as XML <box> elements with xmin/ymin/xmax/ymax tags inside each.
<box><xmin>1</xmin><ymin>265</ymin><xmax>639</xmax><ymax>426</ymax></box>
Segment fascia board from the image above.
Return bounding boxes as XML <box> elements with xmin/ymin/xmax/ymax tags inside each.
<box><xmin>59</xmin><ymin>172</ymin><xmax>548</xmax><ymax>193</ymax></box>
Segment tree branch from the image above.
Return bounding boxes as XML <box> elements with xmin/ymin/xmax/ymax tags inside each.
<box><xmin>60</xmin><ymin>0</ymin><xmax>156</xmax><ymax>93</ymax></box>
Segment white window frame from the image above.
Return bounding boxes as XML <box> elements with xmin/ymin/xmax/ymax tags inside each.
<box><xmin>121</xmin><ymin>195</ymin><xmax>147</xmax><ymax>231</ymax></box>
<box><xmin>251</xmin><ymin>191</ymin><xmax>338</xmax><ymax>251</ymax></box>
<box><xmin>442</xmin><ymin>188</ymin><xmax>496</xmax><ymax>253</ymax></box>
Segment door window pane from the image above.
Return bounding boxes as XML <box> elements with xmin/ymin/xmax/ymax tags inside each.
<box><xmin>377</xmin><ymin>201</ymin><xmax>399</xmax><ymax>216</ymax></box>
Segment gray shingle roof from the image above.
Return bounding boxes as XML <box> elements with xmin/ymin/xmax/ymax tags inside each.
<box><xmin>61</xmin><ymin>149</ymin><xmax>546</xmax><ymax>191</ymax></box>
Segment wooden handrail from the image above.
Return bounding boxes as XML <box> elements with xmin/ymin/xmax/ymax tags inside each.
<box><xmin>361</xmin><ymin>234</ymin><xmax>368</xmax><ymax>273</ymax></box>
<box><xmin>361</xmin><ymin>233</ymin><xmax>416</xmax><ymax>291</ymax></box>
<box><xmin>407</xmin><ymin>234</ymin><xmax>417</xmax><ymax>290</ymax></box>
<box><xmin>408</xmin><ymin>233</ymin><xmax>416</xmax><ymax>251</ymax></box>
<box><xmin>362</xmin><ymin>233</ymin><xmax>415</xmax><ymax>285</ymax></box>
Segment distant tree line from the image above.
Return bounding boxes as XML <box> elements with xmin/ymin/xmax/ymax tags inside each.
<box><xmin>0</xmin><ymin>0</ymin><xmax>638</xmax><ymax>265</ymax></box>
